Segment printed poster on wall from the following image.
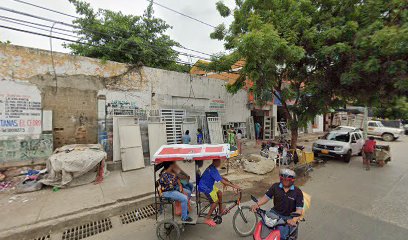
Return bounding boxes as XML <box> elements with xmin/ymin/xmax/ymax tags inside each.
<box><xmin>0</xmin><ymin>80</ymin><xmax>42</xmax><ymax>136</ymax></box>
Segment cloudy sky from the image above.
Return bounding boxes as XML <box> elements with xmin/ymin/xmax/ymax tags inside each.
<box><xmin>0</xmin><ymin>0</ymin><xmax>235</xmax><ymax>62</ymax></box>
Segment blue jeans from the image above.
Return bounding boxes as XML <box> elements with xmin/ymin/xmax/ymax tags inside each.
<box><xmin>270</xmin><ymin>209</ymin><xmax>297</xmax><ymax>240</ymax></box>
<box><xmin>175</xmin><ymin>185</ymin><xmax>192</xmax><ymax>199</ymax></box>
<box><xmin>163</xmin><ymin>190</ymin><xmax>189</xmax><ymax>220</ymax></box>
<box><xmin>182</xmin><ymin>182</ymin><xmax>194</xmax><ymax>193</ymax></box>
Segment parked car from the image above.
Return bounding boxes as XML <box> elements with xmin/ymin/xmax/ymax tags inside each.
<box><xmin>367</xmin><ymin>120</ymin><xmax>404</xmax><ymax>141</ymax></box>
<box><xmin>313</xmin><ymin>129</ymin><xmax>364</xmax><ymax>163</ymax></box>
<box><xmin>402</xmin><ymin>120</ymin><xmax>408</xmax><ymax>135</ymax></box>
<box><xmin>335</xmin><ymin>126</ymin><xmax>363</xmax><ymax>132</ymax></box>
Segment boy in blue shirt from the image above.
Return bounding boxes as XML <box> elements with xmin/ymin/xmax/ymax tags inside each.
<box><xmin>198</xmin><ymin>159</ymin><xmax>240</xmax><ymax>227</ymax></box>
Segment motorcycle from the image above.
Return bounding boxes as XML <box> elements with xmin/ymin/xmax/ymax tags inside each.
<box><xmin>251</xmin><ymin>195</ymin><xmax>303</xmax><ymax>240</ymax></box>
<box><xmin>260</xmin><ymin>142</ymin><xmax>305</xmax><ymax>166</ymax></box>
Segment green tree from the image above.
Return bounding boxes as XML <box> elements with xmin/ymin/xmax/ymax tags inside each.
<box><xmin>66</xmin><ymin>0</ymin><xmax>188</xmax><ymax>71</ymax></box>
<box><xmin>374</xmin><ymin>97</ymin><xmax>408</xmax><ymax>120</ymax></box>
<box><xmin>208</xmin><ymin>0</ymin><xmax>407</xmax><ymax>146</ymax></box>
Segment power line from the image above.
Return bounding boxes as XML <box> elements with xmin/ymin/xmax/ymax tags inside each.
<box><xmin>148</xmin><ymin>0</ymin><xmax>216</xmax><ymax>29</ymax></box>
<box><xmin>0</xmin><ymin>6</ymin><xmax>211</xmax><ymax>61</ymax></box>
<box><xmin>0</xmin><ymin>24</ymin><xmax>193</xmax><ymax>67</ymax></box>
<box><xmin>175</xmin><ymin>45</ymin><xmax>214</xmax><ymax>57</ymax></box>
<box><xmin>10</xmin><ymin>0</ymin><xmax>78</xmax><ymax>18</ymax></box>
<box><xmin>5</xmin><ymin>1</ymin><xmax>217</xmax><ymax>58</ymax></box>
<box><xmin>0</xmin><ymin>16</ymin><xmax>79</xmax><ymax>39</ymax></box>
<box><xmin>0</xmin><ymin>15</ymin><xmax>77</xmax><ymax>34</ymax></box>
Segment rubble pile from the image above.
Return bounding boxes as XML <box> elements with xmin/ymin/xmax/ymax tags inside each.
<box><xmin>242</xmin><ymin>154</ymin><xmax>276</xmax><ymax>175</ymax></box>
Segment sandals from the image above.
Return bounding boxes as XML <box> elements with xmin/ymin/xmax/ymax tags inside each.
<box><xmin>204</xmin><ymin>218</ymin><xmax>216</xmax><ymax>227</ymax></box>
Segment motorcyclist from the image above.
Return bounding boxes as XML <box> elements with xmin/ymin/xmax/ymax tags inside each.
<box><xmin>251</xmin><ymin>169</ymin><xmax>304</xmax><ymax>239</ymax></box>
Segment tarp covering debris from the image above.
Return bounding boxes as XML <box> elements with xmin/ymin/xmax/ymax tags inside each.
<box><xmin>40</xmin><ymin>144</ymin><xmax>107</xmax><ymax>187</ymax></box>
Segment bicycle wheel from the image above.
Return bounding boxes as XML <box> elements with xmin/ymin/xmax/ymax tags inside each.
<box><xmin>156</xmin><ymin>219</ymin><xmax>180</xmax><ymax>240</ymax></box>
<box><xmin>232</xmin><ymin>206</ymin><xmax>258</xmax><ymax>237</ymax></box>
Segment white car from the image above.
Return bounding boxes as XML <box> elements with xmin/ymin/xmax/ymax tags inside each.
<box><xmin>313</xmin><ymin>129</ymin><xmax>364</xmax><ymax>163</ymax></box>
<box><xmin>367</xmin><ymin>121</ymin><xmax>404</xmax><ymax>141</ymax></box>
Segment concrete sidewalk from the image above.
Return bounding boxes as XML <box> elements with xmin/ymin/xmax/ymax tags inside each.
<box><xmin>0</xmin><ymin>166</ymin><xmax>155</xmax><ymax>238</ymax></box>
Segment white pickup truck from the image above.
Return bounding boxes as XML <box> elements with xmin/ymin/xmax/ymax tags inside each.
<box><xmin>367</xmin><ymin>120</ymin><xmax>404</xmax><ymax>141</ymax></box>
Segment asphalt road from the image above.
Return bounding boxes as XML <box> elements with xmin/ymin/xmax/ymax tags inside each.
<box><xmin>89</xmin><ymin>136</ymin><xmax>408</xmax><ymax>240</ymax></box>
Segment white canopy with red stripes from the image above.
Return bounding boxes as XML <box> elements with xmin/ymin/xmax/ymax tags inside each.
<box><xmin>151</xmin><ymin>144</ymin><xmax>230</xmax><ymax>164</ymax></box>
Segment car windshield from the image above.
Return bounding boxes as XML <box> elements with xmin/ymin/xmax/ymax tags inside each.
<box><xmin>377</xmin><ymin>122</ymin><xmax>385</xmax><ymax>127</ymax></box>
<box><xmin>324</xmin><ymin>132</ymin><xmax>350</xmax><ymax>142</ymax></box>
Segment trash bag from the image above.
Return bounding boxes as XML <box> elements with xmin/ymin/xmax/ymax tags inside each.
<box><xmin>16</xmin><ymin>180</ymin><xmax>43</xmax><ymax>193</ymax></box>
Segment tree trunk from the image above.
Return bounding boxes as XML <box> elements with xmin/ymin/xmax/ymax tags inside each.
<box><xmin>290</xmin><ymin>126</ymin><xmax>298</xmax><ymax>148</ymax></box>
<box><xmin>280</xmin><ymin>99</ymin><xmax>299</xmax><ymax>148</ymax></box>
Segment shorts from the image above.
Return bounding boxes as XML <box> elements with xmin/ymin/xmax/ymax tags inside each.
<box><xmin>204</xmin><ymin>185</ymin><xmax>219</xmax><ymax>203</ymax></box>
<box><xmin>364</xmin><ymin>152</ymin><xmax>374</xmax><ymax>161</ymax></box>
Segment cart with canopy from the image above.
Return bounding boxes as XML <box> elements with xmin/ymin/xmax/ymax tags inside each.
<box><xmin>152</xmin><ymin>144</ymin><xmax>257</xmax><ymax>240</ymax></box>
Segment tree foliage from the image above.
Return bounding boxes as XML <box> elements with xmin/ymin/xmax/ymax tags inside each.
<box><xmin>374</xmin><ymin>97</ymin><xmax>408</xmax><ymax>120</ymax></box>
<box><xmin>66</xmin><ymin>0</ymin><xmax>188</xmax><ymax>71</ymax></box>
<box><xmin>210</xmin><ymin>0</ymin><xmax>408</xmax><ymax>146</ymax></box>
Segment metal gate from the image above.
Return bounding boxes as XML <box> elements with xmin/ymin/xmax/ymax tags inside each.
<box><xmin>160</xmin><ymin>109</ymin><xmax>186</xmax><ymax>144</ymax></box>
<box><xmin>264</xmin><ymin>116</ymin><xmax>273</xmax><ymax>140</ymax></box>
<box><xmin>207</xmin><ymin>117</ymin><xmax>223</xmax><ymax>144</ymax></box>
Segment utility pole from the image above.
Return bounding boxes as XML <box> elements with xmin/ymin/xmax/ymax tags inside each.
<box><xmin>363</xmin><ymin>106</ymin><xmax>368</xmax><ymax>139</ymax></box>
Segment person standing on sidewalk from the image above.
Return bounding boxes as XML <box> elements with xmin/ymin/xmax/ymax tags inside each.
<box><xmin>236</xmin><ymin>129</ymin><xmax>243</xmax><ymax>155</ymax></box>
<box><xmin>182</xmin><ymin>130</ymin><xmax>191</xmax><ymax>144</ymax></box>
<box><xmin>227</xmin><ymin>128</ymin><xmax>236</xmax><ymax>147</ymax></box>
<box><xmin>197</xmin><ymin>128</ymin><xmax>204</xmax><ymax>144</ymax></box>
<box><xmin>363</xmin><ymin>136</ymin><xmax>376</xmax><ymax>171</ymax></box>
<box><xmin>255</xmin><ymin>122</ymin><xmax>261</xmax><ymax>140</ymax></box>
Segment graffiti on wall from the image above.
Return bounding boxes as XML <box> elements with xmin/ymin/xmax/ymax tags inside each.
<box><xmin>0</xmin><ymin>80</ymin><xmax>42</xmax><ymax>136</ymax></box>
<box><xmin>107</xmin><ymin>100</ymin><xmax>138</xmax><ymax>117</ymax></box>
<box><xmin>0</xmin><ymin>134</ymin><xmax>53</xmax><ymax>162</ymax></box>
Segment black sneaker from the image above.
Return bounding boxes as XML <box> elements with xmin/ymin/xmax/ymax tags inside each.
<box><xmin>182</xmin><ymin>217</ymin><xmax>193</xmax><ymax>222</ymax></box>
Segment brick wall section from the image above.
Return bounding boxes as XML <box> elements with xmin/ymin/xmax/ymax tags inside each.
<box><xmin>42</xmin><ymin>86</ymin><xmax>98</xmax><ymax>147</ymax></box>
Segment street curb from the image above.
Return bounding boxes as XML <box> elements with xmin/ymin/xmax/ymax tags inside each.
<box><xmin>0</xmin><ymin>192</ymin><xmax>155</xmax><ymax>240</ymax></box>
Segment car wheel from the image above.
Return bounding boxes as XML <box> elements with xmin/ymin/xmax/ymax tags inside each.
<box><xmin>343</xmin><ymin>150</ymin><xmax>352</xmax><ymax>163</ymax></box>
<box><xmin>382</xmin><ymin>133</ymin><xmax>395</xmax><ymax>142</ymax></box>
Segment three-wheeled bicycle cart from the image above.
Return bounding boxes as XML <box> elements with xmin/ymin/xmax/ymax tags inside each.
<box><xmin>152</xmin><ymin>144</ymin><xmax>258</xmax><ymax>240</ymax></box>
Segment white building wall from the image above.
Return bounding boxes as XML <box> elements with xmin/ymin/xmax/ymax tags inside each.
<box><xmin>143</xmin><ymin>67</ymin><xmax>250</xmax><ymax>124</ymax></box>
<box><xmin>313</xmin><ymin>115</ymin><xmax>324</xmax><ymax>133</ymax></box>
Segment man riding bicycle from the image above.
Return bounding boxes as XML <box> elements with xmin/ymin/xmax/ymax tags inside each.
<box><xmin>251</xmin><ymin>169</ymin><xmax>304</xmax><ymax>239</ymax></box>
<box><xmin>198</xmin><ymin>159</ymin><xmax>241</xmax><ymax>227</ymax></box>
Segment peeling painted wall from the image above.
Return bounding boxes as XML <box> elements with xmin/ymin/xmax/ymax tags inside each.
<box><xmin>0</xmin><ymin>44</ymin><xmax>149</xmax><ymax>157</ymax></box>
<box><xmin>0</xmin><ymin>44</ymin><xmax>250</xmax><ymax>163</ymax></box>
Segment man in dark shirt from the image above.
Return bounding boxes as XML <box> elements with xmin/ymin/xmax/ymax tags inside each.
<box><xmin>251</xmin><ymin>169</ymin><xmax>304</xmax><ymax>239</ymax></box>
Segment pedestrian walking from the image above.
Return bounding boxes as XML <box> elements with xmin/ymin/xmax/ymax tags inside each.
<box><xmin>363</xmin><ymin>136</ymin><xmax>376</xmax><ymax>170</ymax></box>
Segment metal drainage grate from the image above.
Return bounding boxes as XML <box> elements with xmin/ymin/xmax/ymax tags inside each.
<box><xmin>32</xmin><ymin>235</ymin><xmax>50</xmax><ymax>240</ymax></box>
<box><xmin>120</xmin><ymin>204</ymin><xmax>156</xmax><ymax>224</ymax></box>
<box><xmin>62</xmin><ymin>218</ymin><xmax>112</xmax><ymax>240</ymax></box>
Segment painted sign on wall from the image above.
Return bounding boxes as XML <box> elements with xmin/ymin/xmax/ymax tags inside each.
<box><xmin>0</xmin><ymin>80</ymin><xmax>42</xmax><ymax>136</ymax></box>
<box><xmin>209</xmin><ymin>99</ymin><xmax>225</xmax><ymax>111</ymax></box>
